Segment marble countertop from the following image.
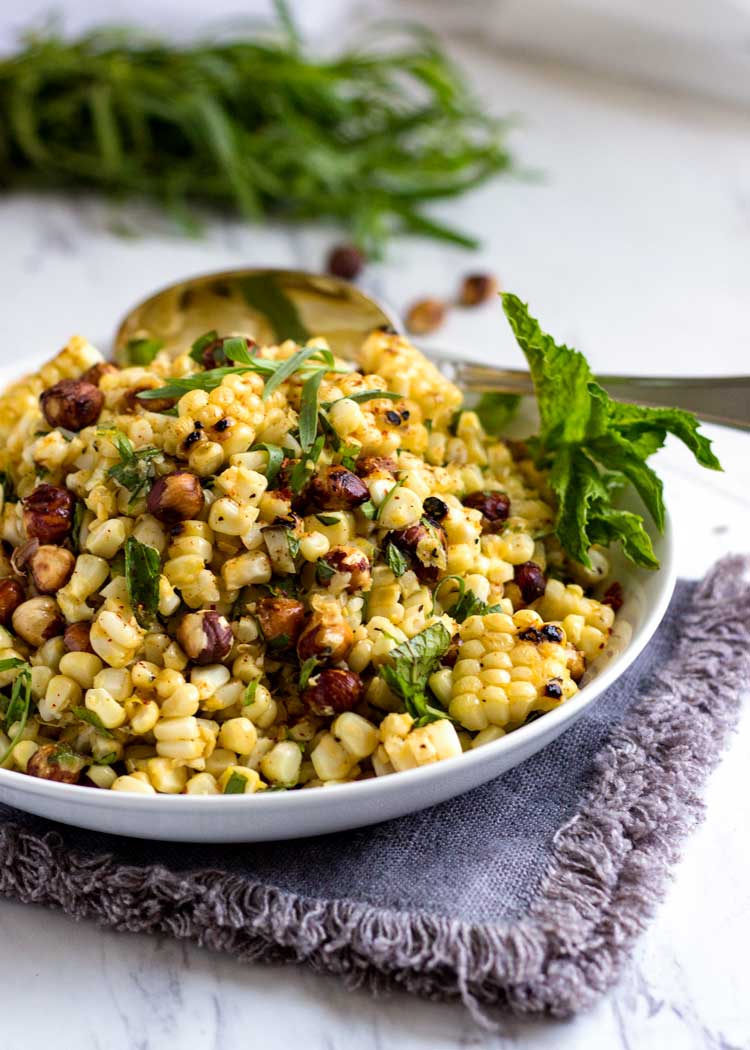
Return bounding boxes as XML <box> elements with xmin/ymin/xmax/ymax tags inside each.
<box><xmin>0</xmin><ymin>18</ymin><xmax>749</xmax><ymax>1050</ymax></box>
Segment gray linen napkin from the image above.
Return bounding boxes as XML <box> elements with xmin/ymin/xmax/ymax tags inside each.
<box><xmin>0</xmin><ymin>555</ymin><xmax>748</xmax><ymax>1024</ymax></box>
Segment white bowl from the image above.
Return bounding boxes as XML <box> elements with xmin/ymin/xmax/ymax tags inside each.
<box><xmin>0</xmin><ymin>490</ymin><xmax>675</xmax><ymax>842</ymax></box>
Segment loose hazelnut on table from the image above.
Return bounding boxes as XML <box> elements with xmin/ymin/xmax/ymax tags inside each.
<box><xmin>27</xmin><ymin>545</ymin><xmax>75</xmax><ymax>593</ymax></box>
<box><xmin>404</xmin><ymin>298</ymin><xmax>446</xmax><ymax>335</ymax></box>
<box><xmin>22</xmin><ymin>484</ymin><xmax>76</xmax><ymax>545</ymax></box>
<box><xmin>255</xmin><ymin>596</ymin><xmax>305</xmax><ymax>646</ymax></box>
<box><xmin>303</xmin><ymin>668</ymin><xmax>364</xmax><ymax>717</ymax></box>
<box><xmin>326</xmin><ymin>243</ymin><xmax>365</xmax><ymax>280</ymax></box>
<box><xmin>12</xmin><ymin>596</ymin><xmax>64</xmax><ymax>647</ymax></box>
<box><xmin>64</xmin><ymin>621</ymin><xmax>94</xmax><ymax>653</ymax></box>
<box><xmin>458</xmin><ymin>273</ymin><xmax>499</xmax><ymax>306</ymax></box>
<box><xmin>26</xmin><ymin>743</ymin><xmax>85</xmax><ymax>784</ymax></box>
<box><xmin>40</xmin><ymin>377</ymin><xmax>104</xmax><ymax>431</ymax></box>
<box><xmin>0</xmin><ymin>578</ymin><xmax>25</xmax><ymax>627</ymax></box>
<box><xmin>146</xmin><ymin>471</ymin><xmax>204</xmax><ymax>524</ymax></box>
<box><xmin>176</xmin><ymin>610</ymin><xmax>233</xmax><ymax>665</ymax></box>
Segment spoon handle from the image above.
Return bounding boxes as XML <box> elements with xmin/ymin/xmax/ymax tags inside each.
<box><xmin>432</xmin><ymin>355</ymin><xmax>750</xmax><ymax>431</ymax></box>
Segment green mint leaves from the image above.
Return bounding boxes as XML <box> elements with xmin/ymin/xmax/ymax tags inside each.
<box><xmin>381</xmin><ymin>623</ymin><xmax>453</xmax><ymax>726</ymax></box>
<box><xmin>124</xmin><ymin>536</ymin><xmax>161</xmax><ymax>628</ymax></box>
<box><xmin>501</xmin><ymin>294</ymin><xmax>721</xmax><ymax>569</ymax></box>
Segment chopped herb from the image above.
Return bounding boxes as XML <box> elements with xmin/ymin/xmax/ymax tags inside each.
<box><xmin>299</xmin><ymin>368</ymin><xmax>325</xmax><ymax>452</ymax></box>
<box><xmin>71</xmin><ymin>499</ymin><xmax>85</xmax><ymax>554</ymax></box>
<box><xmin>431</xmin><ymin>575</ymin><xmax>500</xmax><ymax>621</ymax></box>
<box><xmin>223</xmin><ymin>771</ymin><xmax>248</xmax><ymax>794</ymax></box>
<box><xmin>189</xmin><ymin>329</ymin><xmax>219</xmax><ymax>364</ymax></box>
<box><xmin>298</xmin><ymin>656</ymin><xmax>320</xmax><ymax>690</ymax></box>
<box><xmin>249</xmin><ymin>443</ymin><xmax>284</xmax><ymax>486</ymax></box>
<box><xmin>502</xmin><ymin>294</ymin><xmax>721</xmax><ymax>569</ymax></box>
<box><xmin>321</xmin><ymin>390</ymin><xmax>402</xmax><ymax>409</ymax></box>
<box><xmin>315</xmin><ymin>514</ymin><xmax>340</xmax><ymax>527</ymax></box>
<box><xmin>103</xmin><ymin>427</ymin><xmax>161</xmax><ymax>509</ymax></box>
<box><xmin>0</xmin><ymin>661</ymin><xmax>32</xmax><ymax>766</ymax></box>
<box><xmin>124</xmin><ymin>536</ymin><xmax>161</xmax><ymax>628</ymax></box>
<box><xmin>385</xmin><ymin>542</ymin><xmax>408</xmax><ymax>577</ymax></box>
<box><xmin>315</xmin><ymin>559</ymin><xmax>337</xmax><ymax>584</ymax></box>
<box><xmin>289</xmin><ymin>434</ymin><xmax>325</xmax><ymax>493</ymax></box>
<box><xmin>359</xmin><ymin>500</ymin><xmax>376</xmax><ymax>520</ymax></box>
<box><xmin>381</xmin><ymin>624</ymin><xmax>453</xmax><ymax>726</ymax></box>
<box><xmin>122</xmin><ymin>337</ymin><xmax>163</xmax><ymax>366</ymax></box>
<box><xmin>73</xmin><ymin>706</ymin><xmax>114</xmax><ymax>737</ymax></box>
<box><xmin>243</xmin><ymin>680</ymin><xmax>259</xmax><ymax>707</ymax></box>
<box><xmin>375</xmin><ymin>477</ymin><xmax>404</xmax><ymax>521</ymax></box>
<box><xmin>339</xmin><ymin>444</ymin><xmax>360</xmax><ymax>470</ymax></box>
<box><xmin>261</xmin><ymin>345</ymin><xmax>335</xmax><ymax>402</ymax></box>
<box><xmin>286</xmin><ymin>532</ymin><xmax>301</xmax><ymax>560</ymax></box>
<box><xmin>91</xmin><ymin>751</ymin><xmax>119</xmax><ymax>766</ymax></box>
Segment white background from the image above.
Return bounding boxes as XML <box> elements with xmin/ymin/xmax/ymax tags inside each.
<box><xmin>0</xmin><ymin>2</ymin><xmax>749</xmax><ymax>1048</ymax></box>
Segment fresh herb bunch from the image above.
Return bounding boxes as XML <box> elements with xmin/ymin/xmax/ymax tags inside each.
<box><xmin>0</xmin><ymin>2</ymin><xmax>512</xmax><ymax>255</ymax></box>
<box><xmin>501</xmin><ymin>295</ymin><xmax>722</xmax><ymax>569</ymax></box>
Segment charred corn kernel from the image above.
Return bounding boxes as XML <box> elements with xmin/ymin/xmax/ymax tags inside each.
<box><xmin>218</xmin><ymin>717</ymin><xmax>258</xmax><ymax>755</ymax></box>
<box><xmin>127</xmin><ymin>699</ymin><xmax>160</xmax><ymax>735</ymax></box>
<box><xmin>146</xmin><ymin>757</ymin><xmax>188</xmax><ymax>794</ymax></box>
<box><xmin>209</xmin><ymin>496</ymin><xmax>258</xmax><ymax>537</ymax></box>
<box><xmin>221</xmin><ymin>550</ymin><xmax>272</xmax><ymax>590</ymax></box>
<box><xmin>218</xmin><ymin>766</ymin><xmax>264</xmax><ymax>793</ymax></box>
<box><xmin>214</xmin><ymin>466</ymin><xmax>267</xmax><ymax>505</ymax></box>
<box><xmin>406</xmin><ymin>719</ymin><xmax>462</xmax><ymax>765</ymax></box>
<box><xmin>111</xmin><ymin>773</ymin><xmax>157</xmax><ymax>794</ymax></box>
<box><xmin>160</xmin><ymin>683</ymin><xmax>200</xmax><ymax>718</ymax></box>
<box><xmin>260</xmin><ymin>741</ymin><xmax>302</xmax><ymax>785</ymax></box>
<box><xmin>38</xmin><ymin>675</ymin><xmax>83</xmax><ymax>721</ymax></box>
<box><xmin>85</xmin><ymin>687</ymin><xmax>127</xmax><ymax>729</ymax></box>
<box><xmin>186</xmin><ymin>772</ymin><xmax>220</xmax><ymax>795</ymax></box>
<box><xmin>331</xmin><ymin>712</ymin><xmax>379</xmax><ymax>760</ymax></box>
<box><xmin>58</xmin><ymin>652</ymin><xmax>103</xmax><ymax>689</ymax></box>
<box><xmin>311</xmin><ymin>733</ymin><xmax>355</xmax><ymax>781</ymax></box>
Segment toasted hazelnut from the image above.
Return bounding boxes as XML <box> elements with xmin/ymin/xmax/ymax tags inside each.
<box><xmin>387</xmin><ymin>522</ymin><xmax>447</xmax><ymax>583</ymax></box>
<box><xmin>405</xmin><ymin>298</ymin><xmax>446</xmax><ymax>335</ymax></box>
<box><xmin>302</xmin><ymin>466</ymin><xmax>369</xmax><ymax>512</ymax></box>
<box><xmin>326</xmin><ymin>243</ymin><xmax>365</xmax><ymax>280</ymax></box>
<box><xmin>303</xmin><ymin>668</ymin><xmax>364</xmax><ymax>716</ymax></box>
<box><xmin>513</xmin><ymin>562</ymin><xmax>547</xmax><ymax>605</ymax></box>
<box><xmin>355</xmin><ymin>455</ymin><xmax>398</xmax><ymax>478</ymax></box>
<box><xmin>12</xmin><ymin>596</ymin><xmax>64</xmax><ymax>647</ymax></box>
<box><xmin>319</xmin><ymin>546</ymin><xmax>371</xmax><ymax>592</ymax></box>
<box><xmin>127</xmin><ymin>386</ymin><xmax>177</xmax><ymax>414</ymax></box>
<box><xmin>199</xmin><ymin>335</ymin><xmax>256</xmax><ymax>370</ymax></box>
<box><xmin>64</xmin><ymin>621</ymin><xmax>94</xmax><ymax>653</ymax></box>
<box><xmin>27</xmin><ymin>545</ymin><xmax>75</xmax><ymax>594</ymax></box>
<box><xmin>147</xmin><ymin>472</ymin><xmax>204</xmax><ymax>524</ymax></box>
<box><xmin>176</xmin><ymin>610</ymin><xmax>233</xmax><ymax>665</ymax></box>
<box><xmin>297</xmin><ymin>606</ymin><xmax>353</xmax><ymax>663</ymax></box>
<box><xmin>22</xmin><ymin>484</ymin><xmax>75</xmax><ymax>544</ymax></box>
<box><xmin>458</xmin><ymin>273</ymin><xmax>499</xmax><ymax>306</ymax></box>
<box><xmin>81</xmin><ymin>361</ymin><xmax>119</xmax><ymax>386</ymax></box>
<box><xmin>40</xmin><ymin>378</ymin><xmax>104</xmax><ymax>431</ymax></box>
<box><xmin>256</xmin><ymin>597</ymin><xmax>305</xmax><ymax>646</ymax></box>
<box><xmin>463</xmin><ymin>490</ymin><xmax>510</xmax><ymax>526</ymax></box>
<box><xmin>26</xmin><ymin>743</ymin><xmax>85</xmax><ymax>784</ymax></box>
<box><xmin>0</xmin><ymin>578</ymin><xmax>26</xmax><ymax>627</ymax></box>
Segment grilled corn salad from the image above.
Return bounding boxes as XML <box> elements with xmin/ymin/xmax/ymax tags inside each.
<box><xmin>0</xmin><ymin>328</ymin><xmax>619</xmax><ymax>794</ymax></box>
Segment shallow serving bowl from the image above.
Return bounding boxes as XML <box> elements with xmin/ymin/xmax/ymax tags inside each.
<box><xmin>0</xmin><ymin>485</ymin><xmax>674</xmax><ymax>843</ymax></box>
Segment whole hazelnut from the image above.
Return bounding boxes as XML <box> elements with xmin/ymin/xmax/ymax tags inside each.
<box><xmin>326</xmin><ymin>244</ymin><xmax>365</xmax><ymax>280</ymax></box>
<box><xmin>405</xmin><ymin>298</ymin><xmax>446</xmax><ymax>336</ymax></box>
<box><xmin>22</xmin><ymin>485</ymin><xmax>75</xmax><ymax>545</ymax></box>
<box><xmin>147</xmin><ymin>472</ymin><xmax>204</xmax><ymax>524</ymax></box>
<box><xmin>302</xmin><ymin>668</ymin><xmax>364</xmax><ymax>717</ymax></box>
<box><xmin>301</xmin><ymin>466</ymin><xmax>369</xmax><ymax>512</ymax></box>
<box><xmin>40</xmin><ymin>378</ymin><xmax>104</xmax><ymax>431</ymax></box>
<box><xmin>12</xmin><ymin>596</ymin><xmax>64</xmax><ymax>647</ymax></box>
<box><xmin>458</xmin><ymin>273</ymin><xmax>499</xmax><ymax>306</ymax></box>
<box><xmin>26</xmin><ymin>743</ymin><xmax>85</xmax><ymax>784</ymax></box>
<box><xmin>64</xmin><ymin>621</ymin><xmax>94</xmax><ymax>653</ymax></box>
<box><xmin>176</xmin><ymin>610</ymin><xmax>233</xmax><ymax>665</ymax></box>
<box><xmin>256</xmin><ymin>597</ymin><xmax>306</xmax><ymax>646</ymax></box>
<box><xmin>0</xmin><ymin>578</ymin><xmax>26</xmax><ymax>627</ymax></box>
<box><xmin>297</xmin><ymin>608</ymin><xmax>353</xmax><ymax>663</ymax></box>
<box><xmin>27</xmin><ymin>545</ymin><xmax>75</xmax><ymax>594</ymax></box>
<box><xmin>80</xmin><ymin>362</ymin><xmax>119</xmax><ymax>387</ymax></box>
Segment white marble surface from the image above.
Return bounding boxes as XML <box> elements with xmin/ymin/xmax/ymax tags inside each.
<box><xmin>0</xmin><ymin>11</ymin><xmax>749</xmax><ymax>1050</ymax></box>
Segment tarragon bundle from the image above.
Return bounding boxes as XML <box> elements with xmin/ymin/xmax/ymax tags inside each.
<box><xmin>0</xmin><ymin>1</ymin><xmax>512</xmax><ymax>254</ymax></box>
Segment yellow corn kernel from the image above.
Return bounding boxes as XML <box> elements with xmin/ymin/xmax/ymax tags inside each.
<box><xmin>310</xmin><ymin>733</ymin><xmax>355</xmax><ymax>781</ymax></box>
<box><xmin>85</xmin><ymin>687</ymin><xmax>127</xmax><ymax>729</ymax></box>
<box><xmin>146</xmin><ymin>757</ymin><xmax>188</xmax><ymax>794</ymax></box>
<box><xmin>127</xmin><ymin>698</ymin><xmax>160</xmax><ymax>735</ymax></box>
<box><xmin>111</xmin><ymin>773</ymin><xmax>157</xmax><ymax>794</ymax></box>
<box><xmin>155</xmin><ymin>738</ymin><xmax>205</xmax><ymax>761</ymax></box>
<box><xmin>218</xmin><ymin>717</ymin><xmax>258</xmax><ymax>755</ymax></box>
<box><xmin>12</xmin><ymin>739</ymin><xmax>39</xmax><ymax>772</ymax></box>
<box><xmin>38</xmin><ymin>674</ymin><xmax>83</xmax><ymax>721</ymax></box>
<box><xmin>218</xmin><ymin>766</ymin><xmax>264</xmax><ymax>794</ymax></box>
<box><xmin>160</xmin><ymin>683</ymin><xmax>200</xmax><ymax>718</ymax></box>
<box><xmin>87</xmin><ymin>764</ymin><xmax>118</xmax><ymax>789</ymax></box>
<box><xmin>186</xmin><ymin>772</ymin><xmax>220</xmax><ymax>795</ymax></box>
<box><xmin>58</xmin><ymin>652</ymin><xmax>103</xmax><ymax>690</ymax></box>
<box><xmin>331</xmin><ymin>712</ymin><xmax>379</xmax><ymax>760</ymax></box>
<box><xmin>260</xmin><ymin>741</ymin><xmax>302</xmax><ymax>785</ymax></box>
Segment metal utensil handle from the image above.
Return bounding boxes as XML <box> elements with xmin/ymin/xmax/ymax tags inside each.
<box><xmin>446</xmin><ymin>360</ymin><xmax>750</xmax><ymax>431</ymax></box>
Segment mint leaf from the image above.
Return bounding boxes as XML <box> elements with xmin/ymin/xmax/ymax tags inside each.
<box><xmin>123</xmin><ymin>337</ymin><xmax>163</xmax><ymax>366</ymax></box>
<box><xmin>380</xmin><ymin>623</ymin><xmax>453</xmax><ymax>726</ymax></box>
<box><xmin>475</xmin><ymin>392</ymin><xmax>520</xmax><ymax>434</ymax></box>
<box><xmin>385</xmin><ymin>542</ymin><xmax>408</xmax><ymax>577</ymax></box>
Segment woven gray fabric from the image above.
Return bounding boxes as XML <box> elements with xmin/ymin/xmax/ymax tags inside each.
<box><xmin>0</xmin><ymin>555</ymin><xmax>747</xmax><ymax>1025</ymax></box>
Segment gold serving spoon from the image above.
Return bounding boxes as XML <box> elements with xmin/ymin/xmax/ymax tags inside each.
<box><xmin>114</xmin><ymin>267</ymin><xmax>750</xmax><ymax>430</ymax></box>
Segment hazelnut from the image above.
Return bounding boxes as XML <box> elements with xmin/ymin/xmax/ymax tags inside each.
<box><xmin>64</xmin><ymin>621</ymin><xmax>94</xmax><ymax>653</ymax></box>
<box><xmin>458</xmin><ymin>273</ymin><xmax>499</xmax><ymax>306</ymax></box>
<box><xmin>387</xmin><ymin>522</ymin><xmax>447</xmax><ymax>583</ymax></box>
<box><xmin>27</xmin><ymin>545</ymin><xmax>75</xmax><ymax>594</ymax></box>
<box><xmin>199</xmin><ymin>336</ymin><xmax>255</xmax><ymax>371</ymax></box>
<box><xmin>22</xmin><ymin>485</ymin><xmax>75</xmax><ymax>544</ymax></box>
<box><xmin>40</xmin><ymin>378</ymin><xmax>104</xmax><ymax>431</ymax></box>
<box><xmin>405</xmin><ymin>298</ymin><xmax>446</xmax><ymax>335</ymax></box>
<box><xmin>127</xmin><ymin>386</ymin><xmax>177</xmax><ymax>415</ymax></box>
<box><xmin>81</xmin><ymin>361</ymin><xmax>119</xmax><ymax>386</ymax></box>
<box><xmin>146</xmin><ymin>472</ymin><xmax>204</xmax><ymax>524</ymax></box>
<box><xmin>256</xmin><ymin>597</ymin><xmax>305</xmax><ymax>646</ymax></box>
<box><xmin>513</xmin><ymin>562</ymin><xmax>547</xmax><ymax>605</ymax></box>
<box><xmin>326</xmin><ymin>244</ymin><xmax>365</xmax><ymax>280</ymax></box>
<box><xmin>0</xmin><ymin>578</ymin><xmax>25</xmax><ymax>627</ymax></box>
<box><xmin>12</xmin><ymin>596</ymin><xmax>64</xmax><ymax>647</ymax></box>
<box><xmin>463</xmin><ymin>490</ymin><xmax>510</xmax><ymax>526</ymax></box>
<box><xmin>355</xmin><ymin>455</ymin><xmax>398</xmax><ymax>478</ymax></box>
<box><xmin>176</xmin><ymin>610</ymin><xmax>233</xmax><ymax>665</ymax></box>
<box><xmin>26</xmin><ymin>743</ymin><xmax>85</xmax><ymax>784</ymax></box>
<box><xmin>302</xmin><ymin>668</ymin><xmax>364</xmax><ymax>716</ymax></box>
<box><xmin>302</xmin><ymin>466</ymin><xmax>369</xmax><ymax>512</ymax></box>
<box><xmin>319</xmin><ymin>546</ymin><xmax>371</xmax><ymax>592</ymax></box>
<box><xmin>297</xmin><ymin>606</ymin><xmax>353</xmax><ymax>663</ymax></box>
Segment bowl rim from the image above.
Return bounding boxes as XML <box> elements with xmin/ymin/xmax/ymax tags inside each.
<box><xmin>0</xmin><ymin>511</ymin><xmax>676</xmax><ymax>814</ymax></box>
